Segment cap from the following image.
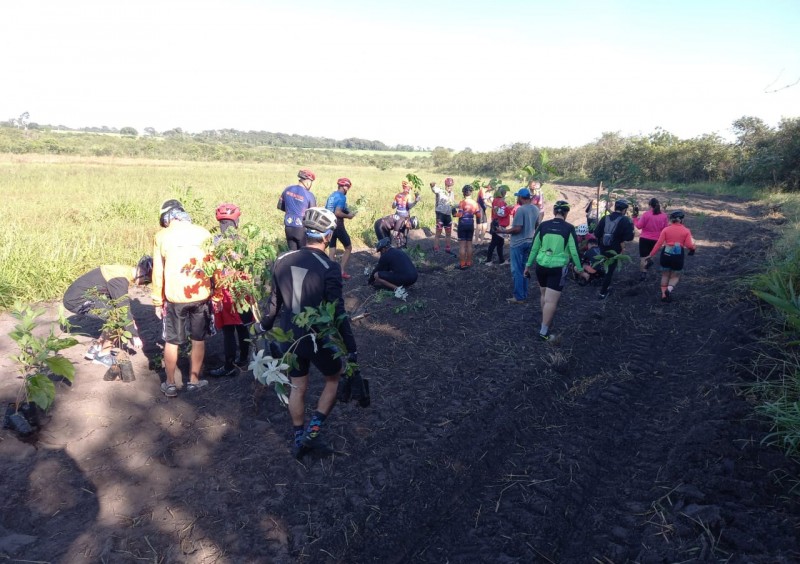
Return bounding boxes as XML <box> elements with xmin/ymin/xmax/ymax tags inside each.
<box><xmin>514</xmin><ymin>188</ymin><xmax>532</xmax><ymax>198</ymax></box>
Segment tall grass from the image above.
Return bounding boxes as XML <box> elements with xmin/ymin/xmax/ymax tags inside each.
<box><xmin>0</xmin><ymin>155</ymin><xmax>494</xmax><ymax>307</ymax></box>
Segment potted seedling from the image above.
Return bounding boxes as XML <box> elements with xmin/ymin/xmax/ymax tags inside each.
<box><xmin>4</xmin><ymin>303</ymin><xmax>76</xmax><ymax>437</ymax></box>
<box><xmin>90</xmin><ymin>293</ymin><xmax>137</xmax><ymax>382</ymax></box>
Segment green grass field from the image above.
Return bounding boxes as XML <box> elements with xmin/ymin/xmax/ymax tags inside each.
<box><xmin>0</xmin><ymin>155</ymin><xmax>491</xmax><ymax>308</ymax></box>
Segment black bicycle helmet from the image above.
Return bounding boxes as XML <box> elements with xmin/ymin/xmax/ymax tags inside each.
<box><xmin>409</xmin><ymin>216</ymin><xmax>420</xmax><ymax>230</ymax></box>
<box><xmin>614</xmin><ymin>199</ymin><xmax>630</xmax><ymax>211</ymax></box>
<box><xmin>553</xmin><ymin>200</ymin><xmax>571</xmax><ymax>214</ymax></box>
<box><xmin>135</xmin><ymin>255</ymin><xmax>153</xmax><ymax>284</ymax></box>
<box><xmin>376</xmin><ymin>237</ymin><xmax>392</xmax><ymax>251</ymax></box>
<box><xmin>159</xmin><ymin>199</ymin><xmax>184</xmax><ymax>227</ymax></box>
<box><xmin>670</xmin><ymin>209</ymin><xmax>685</xmax><ymax>222</ymax></box>
<box><xmin>462</xmin><ymin>184</ymin><xmax>473</xmax><ymax>196</ymax></box>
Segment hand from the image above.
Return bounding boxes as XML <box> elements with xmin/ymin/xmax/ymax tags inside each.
<box><xmin>523</xmin><ymin>267</ymin><xmax>531</xmax><ymax>279</ymax></box>
<box><xmin>154</xmin><ymin>305</ymin><xmax>163</xmax><ymax>320</ymax></box>
<box><xmin>131</xmin><ymin>336</ymin><xmax>143</xmax><ymax>349</ymax></box>
<box><xmin>688</xmin><ymin>249</ymin><xmax>696</xmax><ymax>256</ymax></box>
<box><xmin>645</xmin><ymin>257</ymin><xmax>654</xmax><ymax>269</ymax></box>
<box><xmin>347</xmin><ymin>351</ymin><xmax>358</xmax><ymax>364</ymax></box>
<box><xmin>580</xmin><ymin>271</ymin><xmax>590</xmax><ymax>280</ymax></box>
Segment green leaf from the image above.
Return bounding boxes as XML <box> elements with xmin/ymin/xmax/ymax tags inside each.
<box><xmin>45</xmin><ymin>355</ymin><xmax>76</xmax><ymax>382</ymax></box>
<box><xmin>26</xmin><ymin>374</ymin><xmax>56</xmax><ymax>411</ymax></box>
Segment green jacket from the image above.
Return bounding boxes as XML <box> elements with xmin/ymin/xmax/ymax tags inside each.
<box><xmin>526</xmin><ymin>218</ymin><xmax>584</xmax><ymax>271</ymax></box>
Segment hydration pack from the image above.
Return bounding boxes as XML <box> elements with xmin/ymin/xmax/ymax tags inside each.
<box><xmin>602</xmin><ymin>215</ymin><xmax>622</xmax><ymax>247</ymax></box>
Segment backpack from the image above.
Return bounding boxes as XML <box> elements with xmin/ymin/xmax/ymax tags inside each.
<box><xmin>602</xmin><ymin>215</ymin><xmax>622</xmax><ymax>247</ymax></box>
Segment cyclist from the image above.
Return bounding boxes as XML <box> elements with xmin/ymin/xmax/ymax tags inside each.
<box><xmin>529</xmin><ymin>180</ymin><xmax>545</xmax><ymax>215</ymax></box>
<box><xmin>209</xmin><ymin>203</ymin><xmax>254</xmax><ymax>378</ymax></box>
<box><xmin>325</xmin><ymin>177</ymin><xmax>357</xmax><ymax>280</ymax></box>
<box><xmin>431</xmin><ymin>177</ymin><xmax>455</xmax><ymax>252</ymax></box>
<box><xmin>594</xmin><ymin>199</ymin><xmax>635</xmax><ymax>299</ymax></box>
<box><xmin>574</xmin><ymin>223</ymin><xmax>591</xmax><ymax>253</ymax></box>
<box><xmin>524</xmin><ymin>200</ymin><xmax>589</xmax><ymax>341</ymax></box>
<box><xmin>369</xmin><ymin>237</ymin><xmax>418</xmax><ymax>290</ymax></box>
<box><xmin>374</xmin><ymin>214</ymin><xmax>417</xmax><ymax>247</ymax></box>
<box><xmin>391</xmin><ymin>180</ymin><xmax>421</xmax><ymax>244</ymax></box>
<box><xmin>485</xmin><ymin>185</ymin><xmax>512</xmax><ymax>265</ymax></box>
<box><xmin>454</xmin><ymin>185</ymin><xmax>482</xmax><ymax>269</ymax></box>
<box><xmin>152</xmin><ymin>199</ymin><xmax>213</xmax><ymax>396</ymax></box>
<box><xmin>63</xmin><ymin>255</ymin><xmax>152</xmax><ymax>365</ymax></box>
<box><xmin>632</xmin><ymin>198</ymin><xmax>669</xmax><ymax>282</ymax></box>
<box><xmin>277</xmin><ymin>169</ymin><xmax>317</xmax><ymax>250</ymax></box>
<box><xmin>259</xmin><ymin>207</ymin><xmax>358</xmax><ymax>458</ymax></box>
<box><xmin>475</xmin><ymin>183</ymin><xmax>489</xmax><ymax>243</ymax></box>
<box><xmin>646</xmin><ymin>209</ymin><xmax>697</xmax><ymax>302</ymax></box>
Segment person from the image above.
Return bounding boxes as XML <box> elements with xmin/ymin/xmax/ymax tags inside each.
<box><xmin>152</xmin><ymin>199</ymin><xmax>213</xmax><ymax>397</ymax></box>
<box><xmin>647</xmin><ymin>210</ymin><xmax>697</xmax><ymax>302</ymax></box>
<box><xmin>259</xmin><ymin>207</ymin><xmax>357</xmax><ymax>458</ymax></box>
<box><xmin>277</xmin><ymin>169</ymin><xmax>317</xmax><ymax>251</ymax></box>
<box><xmin>594</xmin><ymin>199</ymin><xmax>635</xmax><ymax>299</ymax></box>
<box><xmin>581</xmin><ymin>235</ymin><xmax>604</xmax><ymax>278</ymax></box>
<box><xmin>498</xmin><ymin>188</ymin><xmax>540</xmax><ymax>303</ymax></box>
<box><xmin>475</xmin><ymin>183</ymin><xmax>489</xmax><ymax>243</ymax></box>
<box><xmin>431</xmin><ymin>177</ymin><xmax>455</xmax><ymax>252</ymax></box>
<box><xmin>632</xmin><ymin>198</ymin><xmax>669</xmax><ymax>282</ymax></box>
<box><xmin>524</xmin><ymin>200</ymin><xmax>589</xmax><ymax>341</ymax></box>
<box><xmin>374</xmin><ymin>213</ymin><xmax>417</xmax><ymax>246</ymax></box>
<box><xmin>529</xmin><ymin>180</ymin><xmax>545</xmax><ymax>216</ymax></box>
<box><xmin>391</xmin><ymin>180</ymin><xmax>421</xmax><ymax>244</ymax></box>
<box><xmin>485</xmin><ymin>185</ymin><xmax>512</xmax><ymax>265</ymax></box>
<box><xmin>574</xmin><ymin>223</ymin><xmax>591</xmax><ymax>253</ymax></box>
<box><xmin>454</xmin><ymin>185</ymin><xmax>482</xmax><ymax>269</ymax></box>
<box><xmin>369</xmin><ymin>237</ymin><xmax>419</xmax><ymax>290</ymax></box>
<box><xmin>209</xmin><ymin>203</ymin><xmax>253</xmax><ymax>378</ymax></box>
<box><xmin>325</xmin><ymin>177</ymin><xmax>357</xmax><ymax>280</ymax></box>
<box><xmin>63</xmin><ymin>256</ymin><xmax>152</xmax><ymax>366</ymax></box>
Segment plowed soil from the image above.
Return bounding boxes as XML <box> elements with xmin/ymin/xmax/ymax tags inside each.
<box><xmin>1</xmin><ymin>186</ymin><xmax>798</xmax><ymax>563</ymax></box>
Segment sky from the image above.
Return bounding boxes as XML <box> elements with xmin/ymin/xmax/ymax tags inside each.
<box><xmin>2</xmin><ymin>0</ymin><xmax>799</xmax><ymax>152</ymax></box>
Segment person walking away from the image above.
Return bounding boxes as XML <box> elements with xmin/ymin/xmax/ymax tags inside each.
<box><xmin>63</xmin><ymin>256</ymin><xmax>152</xmax><ymax>366</ymax></box>
<box><xmin>277</xmin><ymin>169</ymin><xmax>317</xmax><ymax>251</ymax></box>
<box><xmin>647</xmin><ymin>210</ymin><xmax>696</xmax><ymax>302</ymax></box>
<box><xmin>594</xmin><ymin>199</ymin><xmax>635</xmax><ymax>299</ymax></box>
<box><xmin>431</xmin><ymin>177</ymin><xmax>455</xmax><ymax>252</ymax></box>
<box><xmin>258</xmin><ymin>207</ymin><xmax>358</xmax><ymax>458</ymax></box>
<box><xmin>152</xmin><ymin>199</ymin><xmax>213</xmax><ymax>397</ymax></box>
<box><xmin>369</xmin><ymin>237</ymin><xmax>419</xmax><ymax>291</ymax></box>
<box><xmin>326</xmin><ymin>177</ymin><xmax>357</xmax><ymax>280</ymax></box>
<box><xmin>632</xmin><ymin>198</ymin><xmax>669</xmax><ymax>282</ymax></box>
<box><xmin>498</xmin><ymin>188</ymin><xmax>540</xmax><ymax>303</ymax></box>
<box><xmin>524</xmin><ymin>200</ymin><xmax>589</xmax><ymax>341</ymax></box>
<box><xmin>486</xmin><ymin>185</ymin><xmax>512</xmax><ymax>265</ymax></box>
<box><xmin>454</xmin><ymin>185</ymin><xmax>482</xmax><ymax>269</ymax></box>
<box><xmin>209</xmin><ymin>203</ymin><xmax>253</xmax><ymax>377</ymax></box>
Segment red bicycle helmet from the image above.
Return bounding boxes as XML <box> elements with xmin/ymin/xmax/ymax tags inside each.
<box><xmin>337</xmin><ymin>178</ymin><xmax>352</xmax><ymax>188</ymax></box>
<box><xmin>444</xmin><ymin>177</ymin><xmax>454</xmax><ymax>187</ymax></box>
<box><xmin>298</xmin><ymin>169</ymin><xmax>316</xmax><ymax>181</ymax></box>
<box><xmin>215</xmin><ymin>203</ymin><xmax>241</xmax><ymax>222</ymax></box>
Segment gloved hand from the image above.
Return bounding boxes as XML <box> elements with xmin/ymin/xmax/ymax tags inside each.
<box><xmin>688</xmin><ymin>249</ymin><xmax>696</xmax><ymax>256</ymax></box>
<box><xmin>645</xmin><ymin>257</ymin><xmax>654</xmax><ymax>269</ymax></box>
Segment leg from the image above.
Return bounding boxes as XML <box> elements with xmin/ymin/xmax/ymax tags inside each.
<box><xmin>288</xmin><ymin>374</ymin><xmax>309</xmax><ymax>427</ymax></box>
<box><xmin>497</xmin><ymin>235</ymin><xmax>505</xmax><ymax>263</ymax></box>
<box><xmin>222</xmin><ymin>325</ymin><xmax>237</xmax><ymax>367</ymax></box>
<box><xmin>660</xmin><ymin>271</ymin><xmax>670</xmax><ymax>298</ymax></box>
<box><xmin>374</xmin><ymin>273</ymin><xmax>399</xmax><ymax>291</ymax></box>
<box><xmin>340</xmin><ymin>245</ymin><xmax>352</xmax><ymax>273</ymax></box>
<box><xmin>541</xmin><ymin>288</ymin><xmax>563</xmax><ymax>329</ymax></box>
<box><xmin>235</xmin><ymin>324</ymin><xmax>249</xmax><ymax>362</ymax></box>
<box><xmin>601</xmin><ymin>257</ymin><xmax>617</xmax><ymax>294</ymax></box>
<box><xmin>511</xmin><ymin>246</ymin><xmax>527</xmax><ymax>300</ymax></box>
<box><xmin>466</xmin><ymin>241</ymin><xmax>474</xmax><ymax>266</ymax></box>
<box><xmin>164</xmin><ymin>342</ymin><xmax>179</xmax><ymax>386</ymax></box>
<box><xmin>459</xmin><ymin>240</ymin><xmax>467</xmax><ymax>266</ymax></box>
<box><xmin>189</xmin><ymin>339</ymin><xmax>205</xmax><ymax>384</ymax></box>
<box><xmin>444</xmin><ymin>226</ymin><xmax>452</xmax><ymax>252</ymax></box>
<box><xmin>316</xmin><ymin>371</ymin><xmax>342</xmax><ymax>416</ymax></box>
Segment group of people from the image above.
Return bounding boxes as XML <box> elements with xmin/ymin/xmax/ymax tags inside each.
<box><xmin>63</xmin><ymin>169</ymin><xmax>697</xmax><ymax>460</ymax></box>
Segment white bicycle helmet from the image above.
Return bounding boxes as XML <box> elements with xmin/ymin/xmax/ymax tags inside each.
<box><xmin>303</xmin><ymin>207</ymin><xmax>337</xmax><ymax>234</ymax></box>
<box><xmin>575</xmin><ymin>224</ymin><xmax>589</xmax><ymax>236</ymax></box>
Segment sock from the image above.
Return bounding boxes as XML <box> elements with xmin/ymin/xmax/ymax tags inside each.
<box><xmin>293</xmin><ymin>425</ymin><xmax>305</xmax><ymax>448</ymax></box>
<box><xmin>667</xmin><ymin>285</ymin><xmax>674</xmax><ymax>293</ymax></box>
<box><xmin>661</xmin><ymin>285</ymin><xmax>668</xmax><ymax>297</ymax></box>
<box><xmin>540</xmin><ymin>324</ymin><xmax>549</xmax><ymax>335</ymax></box>
<box><xmin>304</xmin><ymin>411</ymin><xmax>327</xmax><ymax>440</ymax></box>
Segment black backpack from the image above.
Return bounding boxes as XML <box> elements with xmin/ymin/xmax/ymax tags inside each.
<box><xmin>602</xmin><ymin>215</ymin><xmax>622</xmax><ymax>247</ymax></box>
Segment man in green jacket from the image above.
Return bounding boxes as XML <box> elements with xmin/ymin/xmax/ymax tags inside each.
<box><xmin>524</xmin><ymin>200</ymin><xmax>589</xmax><ymax>341</ymax></box>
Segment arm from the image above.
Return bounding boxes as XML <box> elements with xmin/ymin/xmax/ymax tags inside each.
<box><xmin>648</xmin><ymin>229</ymin><xmax>667</xmax><ymax>258</ymax></box>
<box><xmin>276</xmin><ymin>189</ymin><xmax>286</xmax><ymax>212</ymax></box>
<box><xmin>526</xmin><ymin>231</ymin><xmax>542</xmax><ymax>268</ymax></box>
<box><xmin>324</xmin><ymin>270</ymin><xmax>357</xmax><ymax>353</ymax></box>
<box><xmin>335</xmin><ymin>206</ymin><xmax>354</xmax><ymax>220</ymax></box>
<box><xmin>622</xmin><ymin>218</ymin><xmax>635</xmax><ymax>242</ymax></box>
<box><xmin>566</xmin><ymin>233</ymin><xmax>584</xmax><ymax>272</ymax></box>
<box><xmin>259</xmin><ymin>264</ymin><xmax>283</xmax><ymax>331</ymax></box>
<box><xmin>151</xmin><ymin>236</ymin><xmax>165</xmax><ymax>309</ymax></box>
<box><xmin>107</xmin><ymin>277</ymin><xmax>139</xmax><ymax>337</ymax></box>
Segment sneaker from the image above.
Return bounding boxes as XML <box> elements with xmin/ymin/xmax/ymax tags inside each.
<box><xmin>662</xmin><ymin>289</ymin><xmax>672</xmax><ymax>303</ymax></box>
<box><xmin>209</xmin><ymin>365</ymin><xmax>238</xmax><ymax>377</ymax></box>
<box><xmin>639</xmin><ymin>272</ymin><xmax>647</xmax><ymax>282</ymax></box>
<box><xmin>295</xmin><ymin>434</ymin><xmax>335</xmax><ymax>459</ymax></box>
<box><xmin>84</xmin><ymin>341</ymin><xmax>102</xmax><ymax>360</ymax></box>
<box><xmin>160</xmin><ymin>382</ymin><xmax>178</xmax><ymax>397</ymax></box>
<box><xmin>341</xmin><ymin>272</ymin><xmax>352</xmax><ymax>280</ymax></box>
<box><xmin>186</xmin><ymin>380</ymin><xmax>209</xmax><ymax>392</ymax></box>
<box><xmin>445</xmin><ymin>247</ymin><xmax>451</xmax><ymax>253</ymax></box>
<box><xmin>538</xmin><ymin>332</ymin><xmax>551</xmax><ymax>342</ymax></box>
<box><xmin>92</xmin><ymin>352</ymin><xmax>116</xmax><ymax>368</ymax></box>
<box><xmin>484</xmin><ymin>260</ymin><xmax>494</xmax><ymax>266</ymax></box>
<box><xmin>234</xmin><ymin>355</ymin><xmax>250</xmax><ymax>368</ymax></box>
<box><xmin>506</xmin><ymin>297</ymin><xmax>525</xmax><ymax>304</ymax></box>
<box><xmin>599</xmin><ymin>288</ymin><xmax>613</xmax><ymax>300</ymax></box>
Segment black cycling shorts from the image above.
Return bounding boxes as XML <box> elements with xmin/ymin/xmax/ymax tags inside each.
<box><xmin>163</xmin><ymin>300</ymin><xmax>210</xmax><ymax>345</ymax></box>
<box><xmin>329</xmin><ymin>222</ymin><xmax>351</xmax><ymax>249</ymax></box>
<box><xmin>375</xmin><ymin>270</ymin><xmax>417</xmax><ymax>287</ymax></box>
<box><xmin>457</xmin><ymin>223</ymin><xmax>474</xmax><ymax>241</ymax></box>
<box><xmin>436</xmin><ymin>212</ymin><xmax>452</xmax><ymax>229</ymax></box>
<box><xmin>659</xmin><ymin>249</ymin><xmax>685</xmax><ymax>271</ymax></box>
<box><xmin>285</xmin><ymin>226</ymin><xmax>306</xmax><ymax>251</ymax></box>
<box><xmin>639</xmin><ymin>237</ymin><xmax>658</xmax><ymax>258</ymax></box>
<box><xmin>277</xmin><ymin>339</ymin><xmax>344</xmax><ymax>379</ymax></box>
<box><xmin>535</xmin><ymin>264</ymin><xmax>568</xmax><ymax>292</ymax></box>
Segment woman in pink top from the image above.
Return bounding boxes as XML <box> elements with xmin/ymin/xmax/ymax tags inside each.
<box><xmin>633</xmin><ymin>198</ymin><xmax>669</xmax><ymax>281</ymax></box>
<box><xmin>647</xmin><ymin>210</ymin><xmax>697</xmax><ymax>302</ymax></box>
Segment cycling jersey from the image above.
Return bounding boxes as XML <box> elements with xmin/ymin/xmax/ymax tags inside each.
<box><xmin>152</xmin><ymin>220</ymin><xmax>212</xmax><ymax>307</ymax></box>
<box><xmin>456</xmin><ymin>198</ymin><xmax>481</xmax><ymax>226</ymax></box>
<box><xmin>648</xmin><ymin>223</ymin><xmax>696</xmax><ymax>257</ymax></box>
<box><xmin>63</xmin><ymin>265</ymin><xmax>139</xmax><ymax>337</ymax></box>
<box><xmin>432</xmin><ymin>186</ymin><xmax>455</xmax><ymax>214</ymax></box>
<box><xmin>374</xmin><ymin>215</ymin><xmax>397</xmax><ymax>240</ymax></box>
<box><xmin>491</xmin><ymin>196</ymin><xmax>512</xmax><ymax>227</ymax></box>
<box><xmin>633</xmin><ymin>210</ymin><xmax>669</xmax><ymax>241</ymax></box>
<box><xmin>325</xmin><ymin>190</ymin><xmax>347</xmax><ymax>214</ymax></box>
<box><xmin>261</xmin><ymin>248</ymin><xmax>357</xmax><ymax>355</ymax></box>
<box><xmin>370</xmin><ymin>248</ymin><xmax>418</xmax><ymax>287</ymax></box>
<box><xmin>392</xmin><ymin>192</ymin><xmax>418</xmax><ymax>216</ymax></box>
<box><xmin>526</xmin><ymin>218</ymin><xmax>583</xmax><ymax>271</ymax></box>
<box><xmin>278</xmin><ymin>184</ymin><xmax>317</xmax><ymax>227</ymax></box>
